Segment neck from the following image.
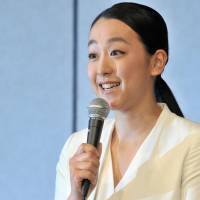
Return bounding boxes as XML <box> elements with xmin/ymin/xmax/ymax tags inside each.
<box><xmin>114</xmin><ymin>101</ymin><xmax>162</xmax><ymax>142</ymax></box>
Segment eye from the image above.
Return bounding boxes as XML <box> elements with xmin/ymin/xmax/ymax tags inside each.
<box><xmin>88</xmin><ymin>53</ymin><xmax>97</xmax><ymax>60</ymax></box>
<box><xmin>110</xmin><ymin>50</ymin><xmax>125</xmax><ymax>56</ymax></box>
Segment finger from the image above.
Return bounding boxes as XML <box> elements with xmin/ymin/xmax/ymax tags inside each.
<box><xmin>76</xmin><ymin>143</ymin><xmax>100</xmax><ymax>157</ymax></box>
<box><xmin>82</xmin><ymin>143</ymin><xmax>100</xmax><ymax>157</ymax></box>
<box><xmin>77</xmin><ymin>170</ymin><xmax>97</xmax><ymax>185</ymax></box>
<box><xmin>74</xmin><ymin>151</ymin><xmax>100</xmax><ymax>162</ymax></box>
<box><xmin>75</xmin><ymin>160</ymin><xmax>100</xmax><ymax>174</ymax></box>
<box><xmin>75</xmin><ymin>143</ymin><xmax>86</xmax><ymax>155</ymax></box>
<box><xmin>70</xmin><ymin>152</ymin><xmax>100</xmax><ymax>174</ymax></box>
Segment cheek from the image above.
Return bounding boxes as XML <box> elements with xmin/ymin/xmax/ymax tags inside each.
<box><xmin>117</xmin><ymin>59</ymin><xmax>149</xmax><ymax>88</ymax></box>
<box><xmin>117</xmin><ymin>61</ymin><xmax>135</xmax><ymax>81</ymax></box>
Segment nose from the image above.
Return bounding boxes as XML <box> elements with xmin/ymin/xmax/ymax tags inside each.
<box><xmin>97</xmin><ymin>54</ymin><xmax>114</xmax><ymax>75</ymax></box>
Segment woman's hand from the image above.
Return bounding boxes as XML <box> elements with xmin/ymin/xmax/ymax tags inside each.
<box><xmin>68</xmin><ymin>143</ymin><xmax>102</xmax><ymax>199</ymax></box>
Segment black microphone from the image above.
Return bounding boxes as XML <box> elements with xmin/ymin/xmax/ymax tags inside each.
<box><xmin>81</xmin><ymin>98</ymin><xmax>110</xmax><ymax>200</ymax></box>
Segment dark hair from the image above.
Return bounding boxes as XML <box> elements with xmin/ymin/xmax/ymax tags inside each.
<box><xmin>91</xmin><ymin>2</ymin><xmax>184</xmax><ymax>117</ymax></box>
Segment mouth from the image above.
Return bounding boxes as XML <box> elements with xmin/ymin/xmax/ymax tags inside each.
<box><xmin>99</xmin><ymin>82</ymin><xmax>121</xmax><ymax>90</ymax></box>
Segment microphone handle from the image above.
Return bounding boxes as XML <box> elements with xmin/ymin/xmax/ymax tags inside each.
<box><xmin>87</xmin><ymin>118</ymin><xmax>104</xmax><ymax>146</ymax></box>
<box><xmin>81</xmin><ymin>179</ymin><xmax>90</xmax><ymax>200</ymax></box>
<box><xmin>81</xmin><ymin>118</ymin><xmax>104</xmax><ymax>199</ymax></box>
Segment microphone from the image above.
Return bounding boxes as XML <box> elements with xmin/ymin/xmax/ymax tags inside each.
<box><xmin>81</xmin><ymin>98</ymin><xmax>110</xmax><ymax>199</ymax></box>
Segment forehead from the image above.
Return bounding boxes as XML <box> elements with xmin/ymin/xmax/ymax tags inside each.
<box><xmin>89</xmin><ymin>18</ymin><xmax>141</xmax><ymax>44</ymax></box>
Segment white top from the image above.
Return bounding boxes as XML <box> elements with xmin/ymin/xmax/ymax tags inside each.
<box><xmin>55</xmin><ymin>104</ymin><xmax>200</xmax><ymax>200</ymax></box>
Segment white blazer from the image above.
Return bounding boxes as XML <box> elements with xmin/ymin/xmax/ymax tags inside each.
<box><xmin>55</xmin><ymin>104</ymin><xmax>200</xmax><ymax>200</ymax></box>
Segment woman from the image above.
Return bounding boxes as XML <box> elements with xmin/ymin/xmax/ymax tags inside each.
<box><xmin>55</xmin><ymin>2</ymin><xmax>200</xmax><ymax>200</ymax></box>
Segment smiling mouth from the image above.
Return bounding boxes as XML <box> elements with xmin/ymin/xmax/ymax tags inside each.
<box><xmin>99</xmin><ymin>82</ymin><xmax>120</xmax><ymax>90</ymax></box>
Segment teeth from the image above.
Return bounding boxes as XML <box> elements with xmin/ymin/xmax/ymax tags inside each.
<box><xmin>101</xmin><ymin>83</ymin><xmax>120</xmax><ymax>89</ymax></box>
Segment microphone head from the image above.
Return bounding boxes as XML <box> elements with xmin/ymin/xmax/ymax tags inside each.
<box><xmin>88</xmin><ymin>98</ymin><xmax>110</xmax><ymax>119</ymax></box>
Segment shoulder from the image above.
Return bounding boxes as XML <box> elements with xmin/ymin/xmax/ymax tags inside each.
<box><xmin>157</xmin><ymin>105</ymin><xmax>200</xmax><ymax>156</ymax></box>
<box><xmin>162</xmin><ymin>104</ymin><xmax>200</xmax><ymax>140</ymax></box>
<box><xmin>179</xmin><ymin>117</ymin><xmax>200</xmax><ymax>196</ymax></box>
<box><xmin>60</xmin><ymin>128</ymin><xmax>88</xmax><ymax>159</ymax></box>
<box><xmin>169</xmin><ymin>112</ymin><xmax>200</xmax><ymax>140</ymax></box>
<box><xmin>56</xmin><ymin>118</ymin><xmax>114</xmax><ymax>178</ymax></box>
<box><xmin>59</xmin><ymin>118</ymin><xmax>115</xmax><ymax>161</ymax></box>
<box><xmin>55</xmin><ymin>128</ymin><xmax>88</xmax><ymax>178</ymax></box>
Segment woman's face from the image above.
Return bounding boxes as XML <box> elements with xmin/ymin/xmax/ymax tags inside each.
<box><xmin>88</xmin><ymin>18</ymin><xmax>156</xmax><ymax>111</ymax></box>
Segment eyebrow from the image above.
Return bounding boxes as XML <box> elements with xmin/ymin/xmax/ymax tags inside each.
<box><xmin>88</xmin><ymin>37</ymin><xmax>130</xmax><ymax>47</ymax></box>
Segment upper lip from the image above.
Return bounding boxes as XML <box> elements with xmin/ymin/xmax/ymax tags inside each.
<box><xmin>97</xmin><ymin>80</ymin><xmax>120</xmax><ymax>85</ymax></box>
<box><xmin>98</xmin><ymin>80</ymin><xmax>120</xmax><ymax>85</ymax></box>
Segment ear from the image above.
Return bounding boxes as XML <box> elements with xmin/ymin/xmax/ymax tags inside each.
<box><xmin>150</xmin><ymin>49</ymin><xmax>168</xmax><ymax>76</ymax></box>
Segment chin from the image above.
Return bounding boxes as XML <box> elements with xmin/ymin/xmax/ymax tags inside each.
<box><xmin>98</xmin><ymin>93</ymin><xmax>121</xmax><ymax>109</ymax></box>
<box><xmin>107</xmin><ymin>99</ymin><xmax>120</xmax><ymax>110</ymax></box>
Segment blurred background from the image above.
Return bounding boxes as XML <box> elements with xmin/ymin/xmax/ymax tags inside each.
<box><xmin>0</xmin><ymin>0</ymin><xmax>200</xmax><ymax>199</ymax></box>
